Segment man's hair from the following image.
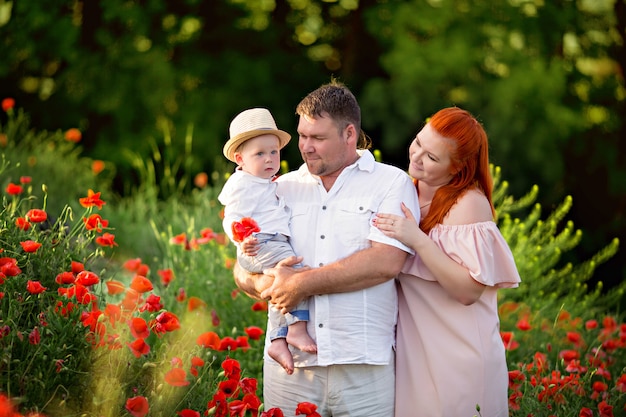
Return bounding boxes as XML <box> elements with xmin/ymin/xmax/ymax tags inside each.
<box><xmin>296</xmin><ymin>79</ymin><xmax>371</xmax><ymax>149</ymax></box>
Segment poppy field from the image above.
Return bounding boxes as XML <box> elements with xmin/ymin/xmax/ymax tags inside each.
<box><xmin>1</xmin><ymin>98</ymin><xmax>626</xmax><ymax>417</ymax></box>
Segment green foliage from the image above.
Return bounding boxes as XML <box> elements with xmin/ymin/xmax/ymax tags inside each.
<box><xmin>0</xmin><ymin>105</ymin><xmax>112</xmax><ymax>217</ymax></box>
<box><xmin>492</xmin><ymin>165</ymin><xmax>623</xmax><ymax>318</ymax></box>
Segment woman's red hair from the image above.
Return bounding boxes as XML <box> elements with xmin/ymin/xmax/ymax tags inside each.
<box><xmin>419</xmin><ymin>107</ymin><xmax>495</xmax><ymax>233</ymax></box>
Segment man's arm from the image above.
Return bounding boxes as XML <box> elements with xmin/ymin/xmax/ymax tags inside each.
<box><xmin>262</xmin><ymin>242</ymin><xmax>408</xmax><ymax>312</ymax></box>
<box><xmin>233</xmin><ymin>261</ymin><xmax>271</xmax><ymax>300</ymax></box>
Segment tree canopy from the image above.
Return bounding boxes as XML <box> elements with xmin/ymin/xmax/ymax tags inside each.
<box><xmin>1</xmin><ymin>0</ymin><xmax>624</xmax><ymax>283</ymax></box>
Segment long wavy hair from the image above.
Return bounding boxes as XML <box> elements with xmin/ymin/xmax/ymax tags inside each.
<box><xmin>419</xmin><ymin>107</ymin><xmax>495</xmax><ymax>233</ymax></box>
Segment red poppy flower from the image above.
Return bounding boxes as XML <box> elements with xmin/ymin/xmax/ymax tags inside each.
<box><xmin>21</xmin><ymin>240</ymin><xmax>42</xmax><ymax>253</ymax></box>
<box><xmin>1</xmin><ymin>98</ymin><xmax>15</xmax><ymax>112</ymax></box>
<box><xmin>295</xmin><ymin>402</ymin><xmax>321</xmax><ymax>417</ymax></box>
<box><xmin>130</xmin><ymin>275</ymin><xmax>153</xmax><ymax>293</ymax></box>
<box><xmin>251</xmin><ymin>301</ymin><xmax>268</xmax><ymax>312</ymax></box>
<box><xmin>79</xmin><ymin>189</ymin><xmax>106</xmax><ymax>209</ymax></box>
<box><xmin>211</xmin><ymin>308</ymin><xmax>220</xmax><ymax>325</ymax></box>
<box><xmin>165</xmin><ymin>368</ymin><xmax>190</xmax><ymax>387</ymax></box>
<box><xmin>229</xmin><ymin>393</ymin><xmax>261</xmax><ymax>416</ymax></box>
<box><xmin>0</xmin><ymin>257</ymin><xmax>21</xmax><ymax>276</ymax></box>
<box><xmin>65</xmin><ymin>128</ymin><xmax>82</xmax><ymax>143</ymax></box>
<box><xmin>92</xmin><ymin>160</ymin><xmax>105</xmax><ymax>175</ymax></box>
<box><xmin>231</xmin><ymin>217</ymin><xmax>260</xmax><ymax>243</ymax></box>
<box><xmin>598</xmin><ymin>401</ymin><xmax>613</xmax><ymax>417</ymax></box>
<box><xmin>201</xmin><ymin>227</ymin><xmax>217</xmax><ymax>239</ymax></box>
<box><xmin>105</xmin><ymin>279</ymin><xmax>125</xmax><ymax>295</ymax></box>
<box><xmin>127</xmin><ymin>338</ymin><xmax>150</xmax><ymax>358</ymax></box>
<box><xmin>500</xmin><ymin>331</ymin><xmax>519</xmax><ymax>350</ymax></box>
<box><xmin>29</xmin><ymin>327</ymin><xmax>41</xmax><ymax>345</ymax></box>
<box><xmin>125</xmin><ymin>396</ymin><xmax>149</xmax><ymax>417</ymax></box>
<box><xmin>76</xmin><ymin>270</ymin><xmax>100</xmax><ymax>286</ymax></box>
<box><xmin>222</xmin><ymin>357</ymin><xmax>241</xmax><ymax>381</ymax></box>
<box><xmin>176</xmin><ymin>288</ymin><xmax>186</xmax><ymax>302</ymax></box>
<box><xmin>236</xmin><ymin>336</ymin><xmax>250</xmax><ymax>350</ymax></box>
<box><xmin>244</xmin><ymin>326</ymin><xmax>264</xmax><ymax>341</ymax></box>
<box><xmin>152</xmin><ymin>311</ymin><xmax>180</xmax><ymax>335</ymax></box>
<box><xmin>559</xmin><ymin>349</ymin><xmax>580</xmax><ymax>362</ymax></box>
<box><xmin>83</xmin><ymin>213</ymin><xmax>109</xmax><ymax>232</ymax></box>
<box><xmin>191</xmin><ymin>356</ymin><xmax>204</xmax><ymax>368</ymax></box>
<box><xmin>218</xmin><ymin>379</ymin><xmax>239</xmax><ymax>397</ymax></box>
<box><xmin>15</xmin><ymin>217</ymin><xmax>31</xmax><ymax>231</ymax></box>
<box><xmin>71</xmin><ymin>261</ymin><xmax>84</xmax><ymax>274</ymax></box>
<box><xmin>55</xmin><ymin>300</ymin><xmax>76</xmax><ymax>317</ymax></box>
<box><xmin>261</xmin><ymin>408</ymin><xmax>285</xmax><ymax>417</ymax></box>
<box><xmin>516</xmin><ymin>318</ymin><xmax>531</xmax><ymax>331</ymax></box>
<box><xmin>239</xmin><ymin>377</ymin><xmax>258</xmax><ymax>395</ymax></box>
<box><xmin>158</xmin><ymin>268</ymin><xmax>174</xmax><ymax>286</ymax></box>
<box><xmin>5</xmin><ymin>182</ymin><xmax>22</xmax><ymax>195</ymax></box>
<box><xmin>187</xmin><ymin>296</ymin><xmax>206</xmax><ymax>311</ymax></box>
<box><xmin>26</xmin><ymin>280</ymin><xmax>46</xmax><ymax>294</ymax></box>
<box><xmin>177</xmin><ymin>410</ymin><xmax>200</xmax><ymax>417</ymax></box>
<box><xmin>139</xmin><ymin>294</ymin><xmax>163</xmax><ymax>312</ymax></box>
<box><xmin>124</xmin><ymin>258</ymin><xmax>142</xmax><ymax>271</ymax></box>
<box><xmin>197</xmin><ymin>331</ymin><xmax>220</xmax><ymax>349</ymax></box>
<box><xmin>129</xmin><ymin>317</ymin><xmax>150</xmax><ymax>339</ymax></box>
<box><xmin>104</xmin><ymin>303</ymin><xmax>122</xmax><ymax>325</ymax></box>
<box><xmin>25</xmin><ymin>209</ymin><xmax>47</xmax><ymax>223</ymax></box>
<box><xmin>95</xmin><ymin>232</ymin><xmax>117</xmax><ymax>247</ymax></box>
<box><xmin>218</xmin><ymin>336</ymin><xmax>239</xmax><ymax>351</ymax></box>
<box><xmin>170</xmin><ymin>233</ymin><xmax>187</xmax><ymax>245</ymax></box>
<box><xmin>59</xmin><ymin>283</ymin><xmax>94</xmax><ymax>305</ymax></box>
<box><xmin>19</xmin><ymin>176</ymin><xmax>31</xmax><ymax>184</ymax></box>
<box><xmin>207</xmin><ymin>391</ymin><xmax>228</xmax><ymax>417</ymax></box>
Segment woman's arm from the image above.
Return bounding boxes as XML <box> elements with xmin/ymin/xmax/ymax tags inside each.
<box><xmin>376</xmin><ymin>195</ymin><xmax>489</xmax><ymax>305</ymax></box>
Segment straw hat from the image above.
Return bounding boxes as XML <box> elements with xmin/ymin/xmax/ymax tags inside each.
<box><xmin>223</xmin><ymin>108</ymin><xmax>291</xmax><ymax>163</ymax></box>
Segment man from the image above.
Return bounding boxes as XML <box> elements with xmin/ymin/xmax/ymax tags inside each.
<box><xmin>233</xmin><ymin>80</ymin><xmax>420</xmax><ymax>416</ymax></box>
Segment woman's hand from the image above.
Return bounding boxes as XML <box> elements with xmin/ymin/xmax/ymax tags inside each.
<box><xmin>374</xmin><ymin>202</ymin><xmax>424</xmax><ymax>250</ymax></box>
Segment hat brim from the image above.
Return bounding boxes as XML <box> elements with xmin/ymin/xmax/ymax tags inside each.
<box><xmin>223</xmin><ymin>129</ymin><xmax>291</xmax><ymax>163</ymax></box>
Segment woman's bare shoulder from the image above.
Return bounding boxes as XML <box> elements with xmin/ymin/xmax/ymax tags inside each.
<box><xmin>444</xmin><ymin>189</ymin><xmax>493</xmax><ymax>225</ymax></box>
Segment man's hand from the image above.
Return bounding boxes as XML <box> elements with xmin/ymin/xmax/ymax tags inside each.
<box><xmin>261</xmin><ymin>256</ymin><xmax>307</xmax><ymax>312</ymax></box>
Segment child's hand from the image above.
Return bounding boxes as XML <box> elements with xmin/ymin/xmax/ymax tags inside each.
<box><xmin>241</xmin><ymin>236</ymin><xmax>260</xmax><ymax>256</ymax></box>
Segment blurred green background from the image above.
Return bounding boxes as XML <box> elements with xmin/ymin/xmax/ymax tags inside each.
<box><xmin>1</xmin><ymin>0</ymin><xmax>624</xmax><ymax>287</ymax></box>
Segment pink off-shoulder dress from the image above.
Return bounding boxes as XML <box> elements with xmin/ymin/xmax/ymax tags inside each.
<box><xmin>395</xmin><ymin>221</ymin><xmax>521</xmax><ymax>417</ymax></box>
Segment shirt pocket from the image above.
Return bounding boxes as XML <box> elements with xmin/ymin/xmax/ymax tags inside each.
<box><xmin>289</xmin><ymin>202</ymin><xmax>314</xmax><ymax>244</ymax></box>
<box><xmin>334</xmin><ymin>198</ymin><xmax>376</xmax><ymax>251</ymax></box>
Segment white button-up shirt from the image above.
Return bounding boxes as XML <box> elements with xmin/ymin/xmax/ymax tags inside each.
<box><xmin>218</xmin><ymin>169</ymin><xmax>292</xmax><ymax>244</ymax></box>
<box><xmin>265</xmin><ymin>150</ymin><xmax>420</xmax><ymax>367</ymax></box>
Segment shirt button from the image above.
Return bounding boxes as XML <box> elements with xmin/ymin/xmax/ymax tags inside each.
<box><xmin>359</xmin><ymin>206</ymin><xmax>364</xmax><ymax>211</ymax></box>
<box><xmin>318</xmin><ymin>263</ymin><xmax>324</xmax><ymax>267</ymax></box>
<box><xmin>320</xmin><ymin>235</ymin><xmax>325</xmax><ymax>239</ymax></box>
<box><xmin>322</xmin><ymin>205</ymin><xmax>327</xmax><ymax>210</ymax></box>
<box><xmin>318</xmin><ymin>323</ymin><xmax>324</xmax><ymax>328</ymax></box>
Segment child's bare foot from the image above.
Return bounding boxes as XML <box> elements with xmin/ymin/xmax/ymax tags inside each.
<box><xmin>287</xmin><ymin>321</ymin><xmax>317</xmax><ymax>353</ymax></box>
<box><xmin>268</xmin><ymin>338</ymin><xmax>294</xmax><ymax>375</ymax></box>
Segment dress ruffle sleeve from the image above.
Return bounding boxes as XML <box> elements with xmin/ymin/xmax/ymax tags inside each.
<box><xmin>401</xmin><ymin>221</ymin><xmax>521</xmax><ymax>289</ymax></box>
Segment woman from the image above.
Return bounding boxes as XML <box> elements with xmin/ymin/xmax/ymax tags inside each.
<box><xmin>375</xmin><ymin>107</ymin><xmax>521</xmax><ymax>417</ymax></box>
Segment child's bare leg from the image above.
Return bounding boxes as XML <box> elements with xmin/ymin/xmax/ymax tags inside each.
<box><xmin>268</xmin><ymin>338</ymin><xmax>294</xmax><ymax>375</ymax></box>
<box><xmin>286</xmin><ymin>321</ymin><xmax>317</xmax><ymax>353</ymax></box>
